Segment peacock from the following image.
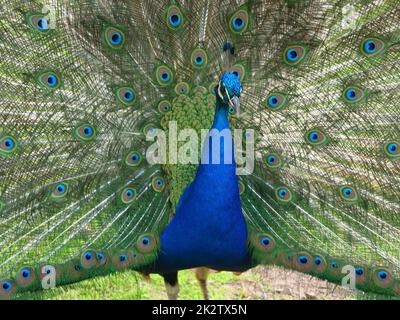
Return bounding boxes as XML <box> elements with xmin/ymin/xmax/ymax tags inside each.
<box><xmin>0</xmin><ymin>0</ymin><xmax>399</xmax><ymax>300</ymax></box>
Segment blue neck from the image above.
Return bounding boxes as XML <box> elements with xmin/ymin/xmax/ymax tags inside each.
<box><xmin>156</xmin><ymin>99</ymin><xmax>251</xmax><ymax>273</ymax></box>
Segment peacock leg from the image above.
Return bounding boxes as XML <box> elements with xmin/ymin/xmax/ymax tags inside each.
<box><xmin>162</xmin><ymin>271</ymin><xmax>179</xmax><ymax>300</ymax></box>
<box><xmin>195</xmin><ymin>267</ymin><xmax>210</xmax><ymax>300</ymax></box>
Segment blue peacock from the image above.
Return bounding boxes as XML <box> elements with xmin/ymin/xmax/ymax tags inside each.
<box><xmin>0</xmin><ymin>0</ymin><xmax>400</xmax><ymax>300</ymax></box>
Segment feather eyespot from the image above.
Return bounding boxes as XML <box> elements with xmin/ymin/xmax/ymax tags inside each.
<box><xmin>191</xmin><ymin>48</ymin><xmax>208</xmax><ymax>69</ymax></box>
<box><xmin>339</xmin><ymin>185</ymin><xmax>359</xmax><ymax>204</ymax></box>
<box><xmin>263</xmin><ymin>152</ymin><xmax>284</xmax><ymax>170</ymax></box>
<box><xmin>304</xmin><ymin>128</ymin><xmax>329</xmax><ymax>147</ymax></box>
<box><xmin>0</xmin><ymin>135</ymin><xmax>18</xmax><ymax>157</ymax></box>
<box><xmin>284</xmin><ymin>46</ymin><xmax>307</xmax><ymax>65</ymax></box>
<box><xmin>230</xmin><ymin>64</ymin><xmax>246</xmax><ymax>81</ymax></box>
<box><xmin>342</xmin><ymin>86</ymin><xmax>365</xmax><ymax>104</ymax></box>
<box><xmin>229</xmin><ymin>8</ymin><xmax>250</xmax><ymax>34</ymax></box>
<box><xmin>104</xmin><ymin>27</ymin><xmax>126</xmax><ymax>50</ymax></box>
<box><xmin>293</xmin><ymin>253</ymin><xmax>313</xmax><ymax>272</ymax></box>
<box><xmin>80</xmin><ymin>250</ymin><xmax>98</xmax><ymax>269</ymax></box>
<box><xmin>115</xmin><ymin>86</ymin><xmax>136</xmax><ymax>107</ymax></box>
<box><xmin>26</xmin><ymin>13</ymin><xmax>52</xmax><ymax>33</ymax></box>
<box><xmin>155</xmin><ymin>65</ymin><xmax>173</xmax><ymax>86</ymax></box>
<box><xmin>125</xmin><ymin>150</ymin><xmax>142</xmax><ymax>167</ymax></box>
<box><xmin>165</xmin><ymin>5</ymin><xmax>184</xmax><ymax>31</ymax></box>
<box><xmin>50</xmin><ymin>183</ymin><xmax>68</xmax><ymax>201</ymax></box>
<box><xmin>175</xmin><ymin>82</ymin><xmax>190</xmax><ymax>95</ymax></box>
<box><xmin>152</xmin><ymin>176</ymin><xmax>165</xmax><ymax>192</ymax></box>
<box><xmin>361</xmin><ymin>38</ymin><xmax>385</xmax><ymax>57</ymax></box>
<box><xmin>312</xmin><ymin>255</ymin><xmax>327</xmax><ymax>273</ymax></box>
<box><xmin>73</xmin><ymin>124</ymin><xmax>96</xmax><ymax>142</ymax></box>
<box><xmin>265</xmin><ymin>93</ymin><xmax>288</xmax><ymax>111</ymax></box>
<box><xmin>0</xmin><ymin>279</ymin><xmax>16</xmax><ymax>298</ymax></box>
<box><xmin>383</xmin><ymin>141</ymin><xmax>399</xmax><ymax>159</ymax></box>
<box><xmin>16</xmin><ymin>267</ymin><xmax>36</xmax><ymax>288</ymax></box>
<box><xmin>121</xmin><ymin>187</ymin><xmax>136</xmax><ymax>204</ymax></box>
<box><xmin>372</xmin><ymin>268</ymin><xmax>393</xmax><ymax>288</ymax></box>
<box><xmin>137</xmin><ymin>234</ymin><xmax>157</xmax><ymax>253</ymax></box>
<box><xmin>112</xmin><ymin>251</ymin><xmax>132</xmax><ymax>270</ymax></box>
<box><xmin>275</xmin><ymin>186</ymin><xmax>293</xmax><ymax>203</ymax></box>
<box><xmin>253</xmin><ymin>233</ymin><xmax>276</xmax><ymax>253</ymax></box>
<box><xmin>158</xmin><ymin>100</ymin><xmax>171</xmax><ymax>113</ymax></box>
<box><xmin>36</xmin><ymin>70</ymin><xmax>62</xmax><ymax>92</ymax></box>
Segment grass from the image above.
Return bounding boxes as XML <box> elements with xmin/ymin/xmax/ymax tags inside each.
<box><xmin>14</xmin><ymin>265</ymin><xmax>364</xmax><ymax>300</ymax></box>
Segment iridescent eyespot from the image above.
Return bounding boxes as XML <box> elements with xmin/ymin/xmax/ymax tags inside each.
<box><xmin>339</xmin><ymin>185</ymin><xmax>359</xmax><ymax>204</ymax></box>
<box><xmin>293</xmin><ymin>252</ymin><xmax>313</xmax><ymax>271</ymax></box>
<box><xmin>36</xmin><ymin>70</ymin><xmax>62</xmax><ymax>92</ymax></box>
<box><xmin>373</xmin><ymin>268</ymin><xmax>393</xmax><ymax>288</ymax></box>
<box><xmin>73</xmin><ymin>124</ymin><xmax>96</xmax><ymax>142</ymax></box>
<box><xmin>158</xmin><ymin>100</ymin><xmax>171</xmax><ymax>113</ymax></box>
<box><xmin>265</xmin><ymin>93</ymin><xmax>288</xmax><ymax>111</ymax></box>
<box><xmin>229</xmin><ymin>8</ymin><xmax>250</xmax><ymax>34</ymax></box>
<box><xmin>209</xmin><ymin>82</ymin><xmax>218</xmax><ymax>95</ymax></box>
<box><xmin>125</xmin><ymin>150</ymin><xmax>142</xmax><ymax>167</ymax></box>
<box><xmin>17</xmin><ymin>267</ymin><xmax>36</xmax><ymax>288</ymax></box>
<box><xmin>50</xmin><ymin>183</ymin><xmax>68</xmax><ymax>201</ymax></box>
<box><xmin>230</xmin><ymin>64</ymin><xmax>246</xmax><ymax>81</ymax></box>
<box><xmin>304</xmin><ymin>128</ymin><xmax>329</xmax><ymax>147</ymax></box>
<box><xmin>342</xmin><ymin>86</ymin><xmax>365</xmax><ymax>104</ymax></box>
<box><xmin>97</xmin><ymin>251</ymin><xmax>108</xmax><ymax>266</ymax></box>
<box><xmin>312</xmin><ymin>255</ymin><xmax>326</xmax><ymax>273</ymax></box>
<box><xmin>253</xmin><ymin>233</ymin><xmax>276</xmax><ymax>253</ymax></box>
<box><xmin>111</xmin><ymin>251</ymin><xmax>132</xmax><ymax>270</ymax></box>
<box><xmin>284</xmin><ymin>45</ymin><xmax>307</xmax><ymax>65</ymax></box>
<box><xmin>121</xmin><ymin>187</ymin><xmax>136</xmax><ymax>204</ymax></box>
<box><xmin>115</xmin><ymin>86</ymin><xmax>136</xmax><ymax>107</ymax></box>
<box><xmin>228</xmin><ymin>106</ymin><xmax>236</xmax><ymax>115</ymax></box>
<box><xmin>103</xmin><ymin>27</ymin><xmax>126</xmax><ymax>50</ymax></box>
<box><xmin>155</xmin><ymin>65</ymin><xmax>173</xmax><ymax>86</ymax></box>
<box><xmin>383</xmin><ymin>141</ymin><xmax>400</xmax><ymax>159</ymax></box>
<box><xmin>191</xmin><ymin>48</ymin><xmax>208</xmax><ymax>69</ymax></box>
<box><xmin>263</xmin><ymin>152</ymin><xmax>284</xmax><ymax>170</ymax></box>
<box><xmin>0</xmin><ymin>135</ymin><xmax>18</xmax><ymax>157</ymax></box>
<box><xmin>137</xmin><ymin>234</ymin><xmax>157</xmax><ymax>253</ymax></box>
<box><xmin>361</xmin><ymin>38</ymin><xmax>385</xmax><ymax>57</ymax></box>
<box><xmin>175</xmin><ymin>82</ymin><xmax>190</xmax><ymax>95</ymax></box>
<box><xmin>275</xmin><ymin>186</ymin><xmax>293</xmax><ymax>203</ymax></box>
<box><xmin>80</xmin><ymin>250</ymin><xmax>97</xmax><ymax>269</ymax></box>
<box><xmin>0</xmin><ymin>279</ymin><xmax>15</xmax><ymax>298</ymax></box>
<box><xmin>152</xmin><ymin>176</ymin><xmax>165</xmax><ymax>192</ymax></box>
<box><xmin>26</xmin><ymin>14</ymin><xmax>52</xmax><ymax>33</ymax></box>
<box><xmin>165</xmin><ymin>5</ymin><xmax>184</xmax><ymax>31</ymax></box>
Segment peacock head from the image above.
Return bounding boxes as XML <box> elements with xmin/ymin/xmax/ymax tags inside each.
<box><xmin>217</xmin><ymin>72</ymin><xmax>242</xmax><ymax>115</ymax></box>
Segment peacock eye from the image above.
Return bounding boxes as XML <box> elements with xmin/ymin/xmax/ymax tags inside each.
<box><xmin>339</xmin><ymin>185</ymin><xmax>359</xmax><ymax>204</ymax></box>
<box><xmin>119</xmin><ymin>254</ymin><xmax>128</xmax><ymax>262</ymax></box>
<box><xmin>191</xmin><ymin>48</ymin><xmax>208</xmax><ymax>68</ymax></box>
<box><xmin>158</xmin><ymin>100</ymin><xmax>171</xmax><ymax>113</ymax></box>
<box><xmin>137</xmin><ymin>234</ymin><xmax>157</xmax><ymax>253</ymax></box>
<box><xmin>263</xmin><ymin>152</ymin><xmax>284</xmax><ymax>170</ymax></box>
<box><xmin>265</xmin><ymin>93</ymin><xmax>288</xmax><ymax>111</ymax></box>
<box><xmin>166</xmin><ymin>5</ymin><xmax>184</xmax><ymax>30</ymax></box>
<box><xmin>0</xmin><ymin>135</ymin><xmax>18</xmax><ymax>156</ymax></box>
<box><xmin>297</xmin><ymin>255</ymin><xmax>309</xmax><ymax>265</ymax></box>
<box><xmin>152</xmin><ymin>176</ymin><xmax>165</xmax><ymax>192</ymax></box>
<box><xmin>275</xmin><ymin>186</ymin><xmax>292</xmax><ymax>203</ymax></box>
<box><xmin>115</xmin><ymin>87</ymin><xmax>136</xmax><ymax>107</ymax></box>
<box><xmin>229</xmin><ymin>9</ymin><xmax>250</xmax><ymax>34</ymax></box>
<box><xmin>36</xmin><ymin>70</ymin><xmax>62</xmax><ymax>92</ymax></box>
<box><xmin>175</xmin><ymin>82</ymin><xmax>190</xmax><ymax>95</ymax></box>
<box><xmin>84</xmin><ymin>252</ymin><xmax>92</xmax><ymax>260</ymax></box>
<box><xmin>253</xmin><ymin>233</ymin><xmax>276</xmax><ymax>252</ymax></box>
<box><xmin>27</xmin><ymin>14</ymin><xmax>52</xmax><ymax>33</ymax></box>
<box><xmin>383</xmin><ymin>141</ymin><xmax>399</xmax><ymax>159</ymax></box>
<box><xmin>361</xmin><ymin>38</ymin><xmax>384</xmax><ymax>57</ymax></box>
<box><xmin>304</xmin><ymin>128</ymin><xmax>329</xmax><ymax>147</ymax></box>
<box><xmin>104</xmin><ymin>27</ymin><xmax>126</xmax><ymax>50</ymax></box>
<box><xmin>73</xmin><ymin>124</ymin><xmax>96</xmax><ymax>142</ymax></box>
<box><xmin>155</xmin><ymin>65</ymin><xmax>173</xmax><ymax>86</ymax></box>
<box><xmin>2</xmin><ymin>281</ymin><xmax>12</xmax><ymax>291</ymax></box>
<box><xmin>284</xmin><ymin>46</ymin><xmax>307</xmax><ymax>65</ymax></box>
<box><xmin>330</xmin><ymin>262</ymin><xmax>338</xmax><ymax>269</ymax></box>
<box><xmin>50</xmin><ymin>183</ymin><xmax>68</xmax><ymax>201</ymax></box>
<box><xmin>97</xmin><ymin>252</ymin><xmax>105</xmax><ymax>261</ymax></box>
<box><xmin>355</xmin><ymin>267</ymin><xmax>364</xmax><ymax>276</ymax></box>
<box><xmin>313</xmin><ymin>257</ymin><xmax>322</xmax><ymax>266</ymax></box>
<box><xmin>342</xmin><ymin>86</ymin><xmax>365</xmax><ymax>104</ymax></box>
<box><xmin>125</xmin><ymin>150</ymin><xmax>142</xmax><ymax>167</ymax></box>
<box><xmin>372</xmin><ymin>268</ymin><xmax>393</xmax><ymax>288</ymax></box>
<box><xmin>121</xmin><ymin>187</ymin><xmax>136</xmax><ymax>204</ymax></box>
<box><xmin>21</xmin><ymin>269</ymin><xmax>31</xmax><ymax>278</ymax></box>
<box><xmin>230</xmin><ymin>64</ymin><xmax>246</xmax><ymax>81</ymax></box>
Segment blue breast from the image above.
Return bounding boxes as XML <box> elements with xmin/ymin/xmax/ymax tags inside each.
<box><xmin>156</xmin><ymin>101</ymin><xmax>251</xmax><ymax>273</ymax></box>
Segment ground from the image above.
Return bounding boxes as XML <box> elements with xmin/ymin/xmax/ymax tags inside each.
<box><xmin>16</xmin><ymin>265</ymin><xmax>366</xmax><ymax>300</ymax></box>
